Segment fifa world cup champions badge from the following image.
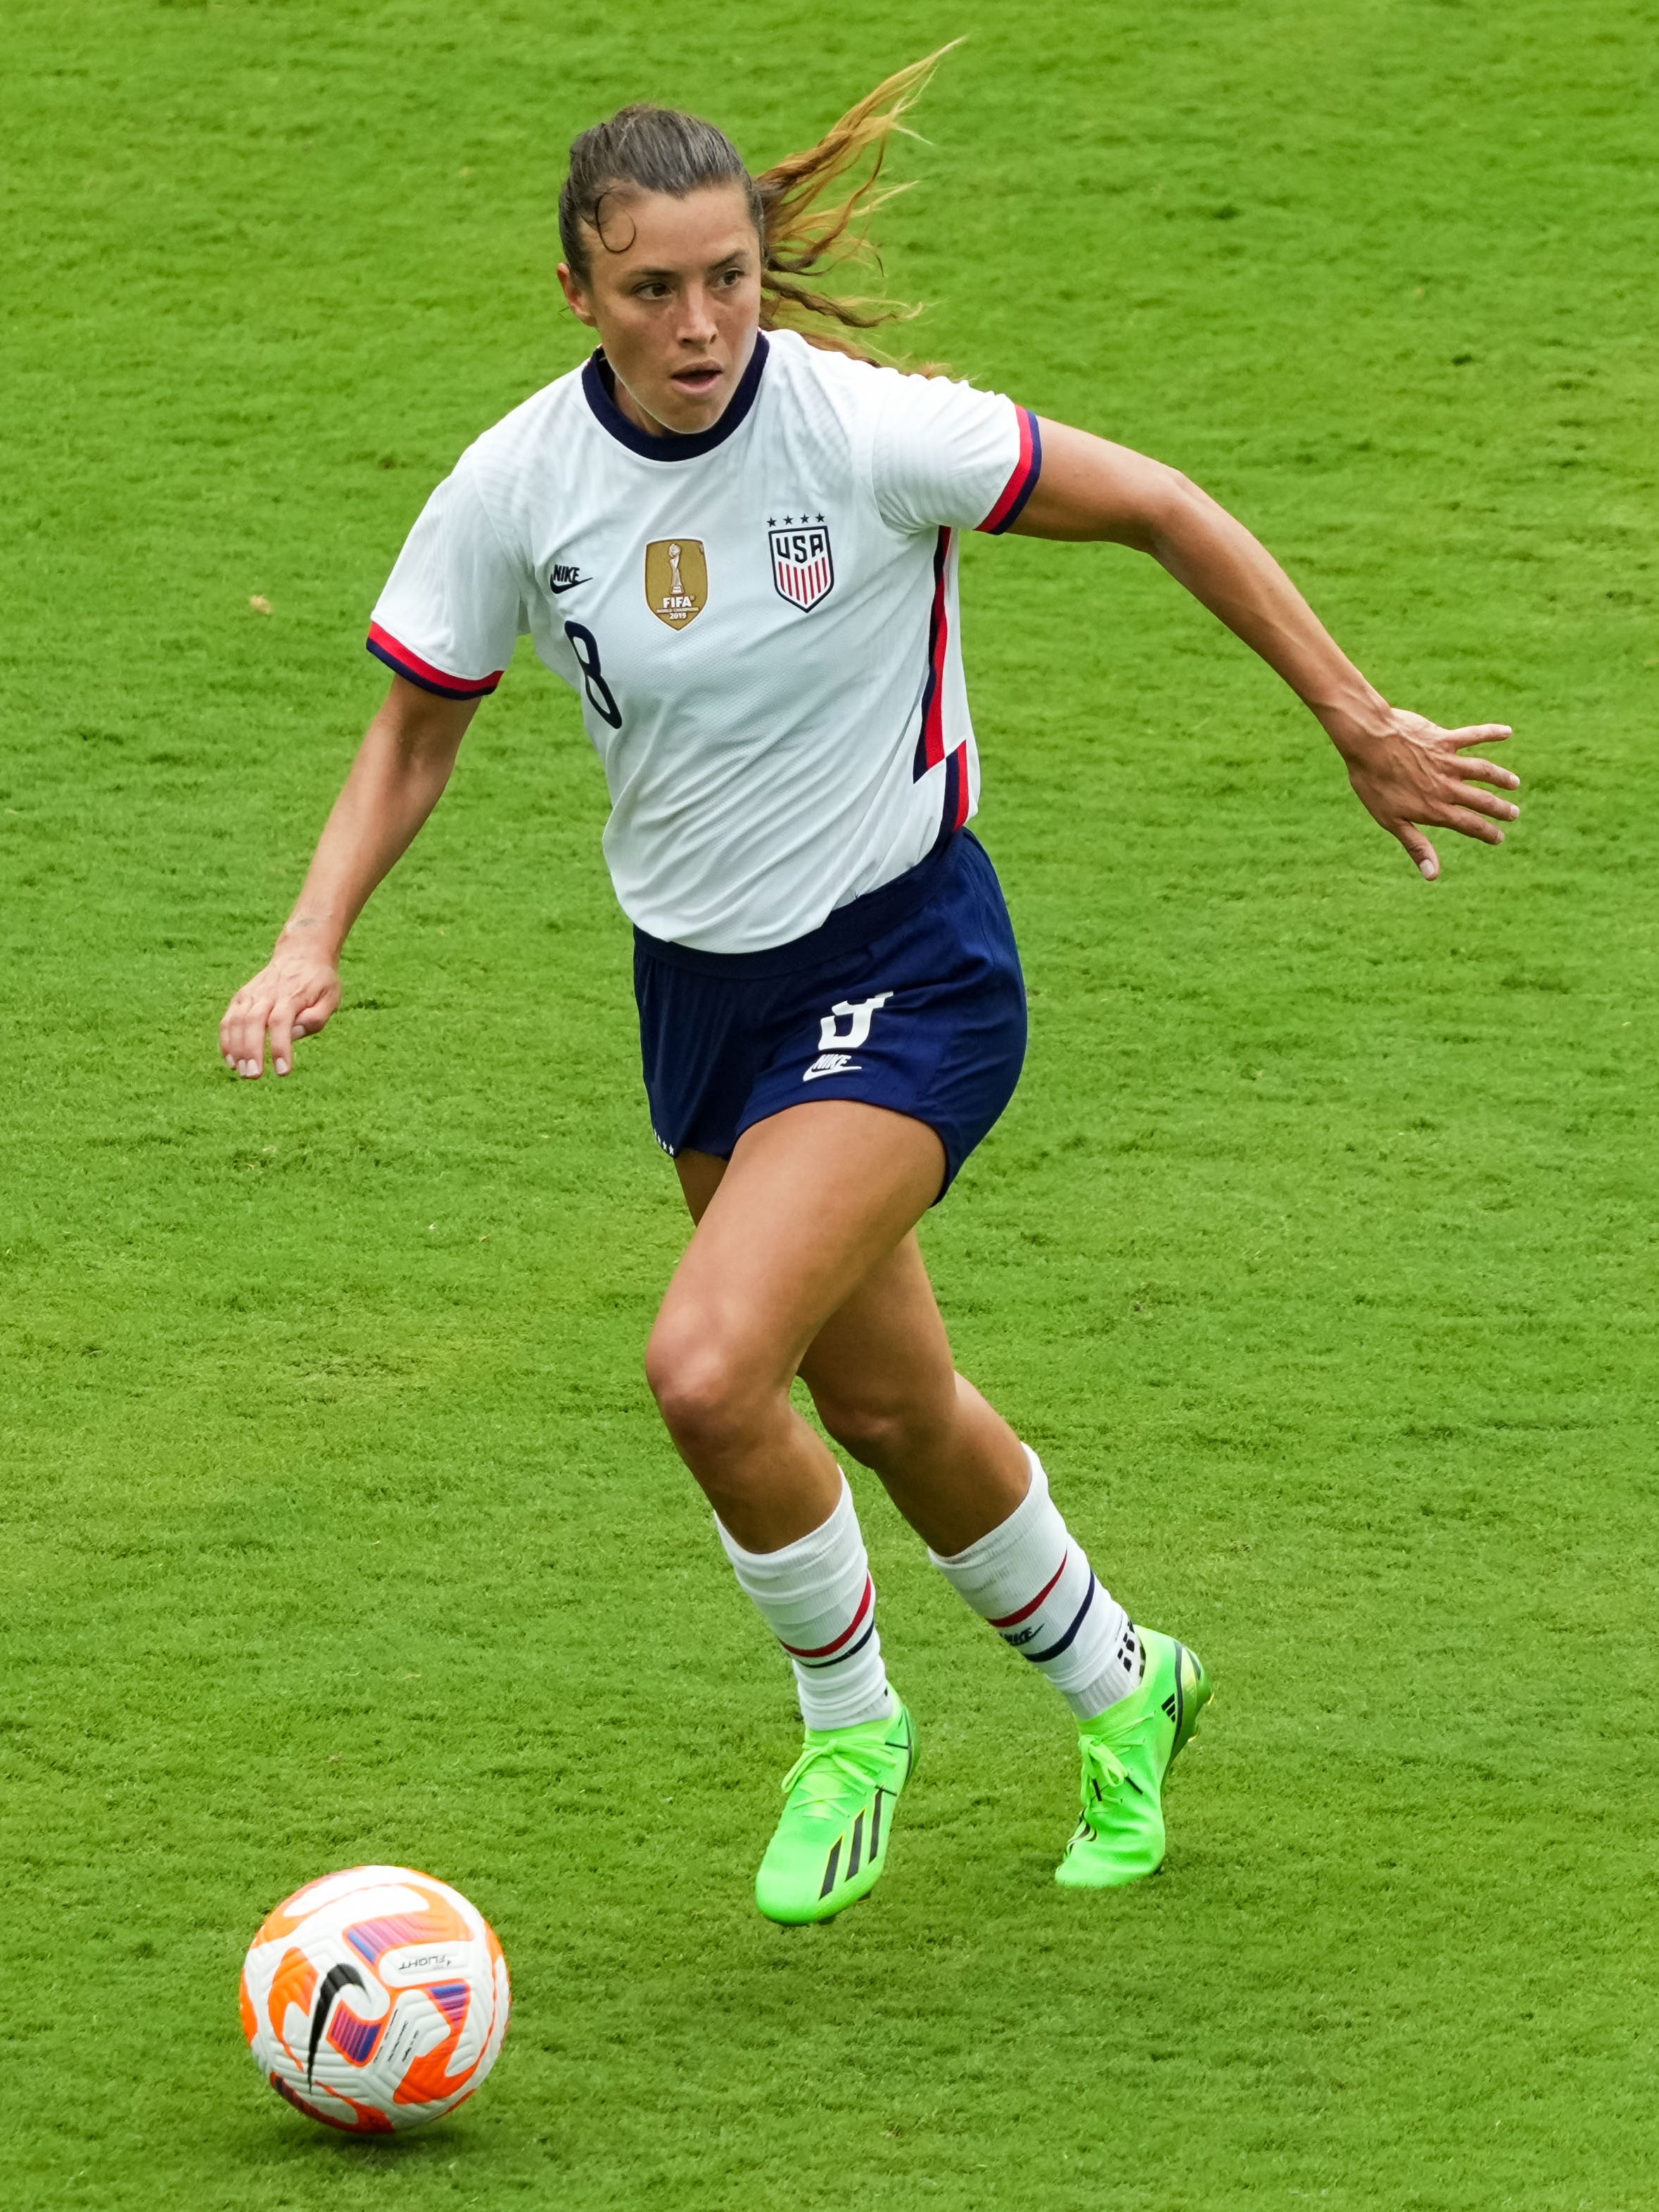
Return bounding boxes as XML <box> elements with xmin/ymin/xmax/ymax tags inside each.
<box><xmin>645</xmin><ymin>538</ymin><xmax>708</xmax><ymax>629</ymax></box>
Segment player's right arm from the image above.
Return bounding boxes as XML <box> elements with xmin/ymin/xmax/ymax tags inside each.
<box><xmin>218</xmin><ymin>675</ymin><xmax>479</xmax><ymax>1079</ymax></box>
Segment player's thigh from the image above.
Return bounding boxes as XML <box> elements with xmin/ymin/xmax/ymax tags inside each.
<box><xmin>672</xmin><ymin>1140</ymin><xmax>958</xmax><ymax>1429</ymax></box>
<box><xmin>673</xmin><ymin>1148</ymin><xmax>727</xmax><ymax>1223</ymax></box>
<box><xmin>796</xmin><ymin>1233</ymin><xmax>959</xmax><ymax>1458</ymax></box>
<box><xmin>649</xmin><ymin>1100</ymin><xmax>945</xmax><ymax>1398</ymax></box>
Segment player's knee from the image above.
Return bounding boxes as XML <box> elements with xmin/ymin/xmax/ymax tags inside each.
<box><xmin>811</xmin><ymin>1386</ymin><xmax>945</xmax><ymax>1476</ymax></box>
<box><xmin>646</xmin><ymin>1318</ymin><xmax>768</xmax><ymax>1463</ymax></box>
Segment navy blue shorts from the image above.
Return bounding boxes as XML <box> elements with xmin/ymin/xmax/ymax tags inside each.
<box><xmin>633</xmin><ymin>832</ymin><xmax>1026</xmax><ymax>1196</ymax></box>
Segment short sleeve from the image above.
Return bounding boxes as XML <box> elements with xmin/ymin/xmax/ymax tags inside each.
<box><xmin>367</xmin><ymin>466</ymin><xmax>526</xmax><ymax>699</ymax></box>
<box><xmin>868</xmin><ymin>371</ymin><xmax>1043</xmax><ymax>537</ymax></box>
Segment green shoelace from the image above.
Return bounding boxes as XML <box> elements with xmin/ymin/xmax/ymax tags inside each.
<box><xmin>780</xmin><ymin>1736</ymin><xmax>887</xmax><ymax>1806</ymax></box>
<box><xmin>1079</xmin><ymin>1734</ymin><xmax>1131</xmax><ymax>1824</ymax></box>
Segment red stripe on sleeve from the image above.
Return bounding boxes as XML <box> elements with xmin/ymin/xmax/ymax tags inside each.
<box><xmin>367</xmin><ymin>622</ymin><xmax>503</xmax><ymax>699</ymax></box>
<box><xmin>976</xmin><ymin>407</ymin><xmax>1042</xmax><ymax>535</ymax></box>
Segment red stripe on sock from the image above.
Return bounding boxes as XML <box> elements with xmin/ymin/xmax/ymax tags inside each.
<box><xmin>989</xmin><ymin>1551</ymin><xmax>1068</xmax><ymax>1629</ymax></box>
<box><xmin>780</xmin><ymin>1575</ymin><xmax>873</xmax><ymax>1660</ymax></box>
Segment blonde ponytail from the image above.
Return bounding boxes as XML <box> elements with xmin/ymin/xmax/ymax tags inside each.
<box><xmin>755</xmin><ymin>46</ymin><xmax>957</xmax><ymax>365</ymax></box>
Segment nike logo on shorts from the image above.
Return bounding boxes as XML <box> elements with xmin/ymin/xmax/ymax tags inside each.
<box><xmin>803</xmin><ymin>1053</ymin><xmax>862</xmax><ymax>1081</ymax></box>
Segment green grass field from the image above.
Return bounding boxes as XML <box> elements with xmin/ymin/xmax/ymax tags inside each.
<box><xmin>4</xmin><ymin>1</ymin><xmax>1655</xmax><ymax>2204</ymax></box>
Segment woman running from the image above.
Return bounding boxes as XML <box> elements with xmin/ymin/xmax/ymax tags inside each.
<box><xmin>220</xmin><ymin>59</ymin><xmax>1517</xmax><ymax>1924</ymax></box>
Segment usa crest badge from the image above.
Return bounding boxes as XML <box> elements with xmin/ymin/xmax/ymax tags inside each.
<box><xmin>768</xmin><ymin>520</ymin><xmax>834</xmax><ymax>611</ymax></box>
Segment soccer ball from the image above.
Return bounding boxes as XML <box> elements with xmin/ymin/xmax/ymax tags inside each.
<box><xmin>240</xmin><ymin>1864</ymin><xmax>511</xmax><ymax>2132</ymax></box>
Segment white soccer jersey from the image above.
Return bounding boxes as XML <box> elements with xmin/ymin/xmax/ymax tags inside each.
<box><xmin>369</xmin><ymin>327</ymin><xmax>1041</xmax><ymax>953</ymax></box>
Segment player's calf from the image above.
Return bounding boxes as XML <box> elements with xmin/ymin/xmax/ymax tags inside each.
<box><xmin>929</xmin><ymin>1447</ymin><xmax>1143</xmax><ymax>1717</ymax></box>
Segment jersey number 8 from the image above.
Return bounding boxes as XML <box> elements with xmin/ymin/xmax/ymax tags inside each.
<box><xmin>564</xmin><ymin>621</ymin><xmax>622</xmax><ymax>730</ymax></box>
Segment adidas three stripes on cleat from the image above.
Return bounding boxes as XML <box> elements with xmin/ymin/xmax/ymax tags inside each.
<box><xmin>754</xmin><ymin>1701</ymin><xmax>917</xmax><ymax>1924</ymax></box>
<box><xmin>1055</xmin><ymin>1627</ymin><xmax>1212</xmax><ymax>1889</ymax></box>
<box><xmin>748</xmin><ymin>1629</ymin><xmax>1209</xmax><ymax>1914</ymax></box>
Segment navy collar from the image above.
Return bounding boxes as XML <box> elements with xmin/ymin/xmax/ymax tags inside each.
<box><xmin>580</xmin><ymin>332</ymin><xmax>769</xmax><ymax>460</ymax></box>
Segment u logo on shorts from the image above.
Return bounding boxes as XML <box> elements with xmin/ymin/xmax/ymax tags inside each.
<box><xmin>818</xmin><ymin>993</ymin><xmax>892</xmax><ymax>1053</ymax></box>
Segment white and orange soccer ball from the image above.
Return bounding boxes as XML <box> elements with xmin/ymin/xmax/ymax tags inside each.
<box><xmin>240</xmin><ymin>1864</ymin><xmax>510</xmax><ymax>2132</ymax></box>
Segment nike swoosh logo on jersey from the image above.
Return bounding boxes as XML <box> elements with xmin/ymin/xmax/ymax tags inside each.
<box><xmin>548</xmin><ymin>567</ymin><xmax>591</xmax><ymax>593</ymax></box>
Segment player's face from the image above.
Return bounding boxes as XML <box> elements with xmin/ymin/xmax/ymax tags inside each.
<box><xmin>558</xmin><ymin>183</ymin><xmax>762</xmax><ymax>438</ymax></box>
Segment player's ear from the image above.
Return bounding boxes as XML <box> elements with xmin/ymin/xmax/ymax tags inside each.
<box><xmin>557</xmin><ymin>262</ymin><xmax>597</xmax><ymax>326</ymax></box>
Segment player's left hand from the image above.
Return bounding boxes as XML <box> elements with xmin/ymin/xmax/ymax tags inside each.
<box><xmin>1333</xmin><ymin>708</ymin><xmax>1518</xmax><ymax>879</ymax></box>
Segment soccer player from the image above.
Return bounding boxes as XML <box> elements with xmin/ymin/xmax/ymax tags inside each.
<box><xmin>220</xmin><ymin>59</ymin><xmax>1518</xmax><ymax>1923</ymax></box>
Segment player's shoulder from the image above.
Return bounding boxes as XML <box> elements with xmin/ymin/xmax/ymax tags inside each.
<box><xmin>766</xmin><ymin>326</ymin><xmax>947</xmax><ymax>407</ymax></box>
<box><xmin>765</xmin><ymin>329</ymin><xmax>1007</xmax><ymax>439</ymax></box>
<box><xmin>447</xmin><ymin>360</ymin><xmax>593</xmax><ymax>517</ymax></box>
<box><xmin>765</xmin><ymin>333</ymin><xmax>994</xmax><ymax>484</ymax></box>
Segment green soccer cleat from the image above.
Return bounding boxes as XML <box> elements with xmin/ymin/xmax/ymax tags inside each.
<box><xmin>1055</xmin><ymin>1627</ymin><xmax>1212</xmax><ymax>1890</ymax></box>
<box><xmin>754</xmin><ymin>1701</ymin><xmax>917</xmax><ymax>1925</ymax></box>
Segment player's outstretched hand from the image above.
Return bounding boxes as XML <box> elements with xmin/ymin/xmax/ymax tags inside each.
<box><xmin>1336</xmin><ymin>708</ymin><xmax>1519</xmax><ymax>880</ymax></box>
<box><xmin>220</xmin><ymin>943</ymin><xmax>341</xmax><ymax>1079</ymax></box>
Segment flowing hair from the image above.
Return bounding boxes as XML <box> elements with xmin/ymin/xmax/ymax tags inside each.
<box><xmin>557</xmin><ymin>49</ymin><xmax>955</xmax><ymax>367</ymax></box>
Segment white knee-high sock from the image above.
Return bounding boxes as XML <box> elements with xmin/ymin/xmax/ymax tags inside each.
<box><xmin>717</xmin><ymin>1475</ymin><xmax>895</xmax><ymax>1731</ymax></box>
<box><xmin>929</xmin><ymin>1448</ymin><xmax>1139</xmax><ymax>1721</ymax></box>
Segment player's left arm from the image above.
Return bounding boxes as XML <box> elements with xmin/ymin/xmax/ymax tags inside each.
<box><xmin>1011</xmin><ymin>419</ymin><xmax>1518</xmax><ymax>878</ymax></box>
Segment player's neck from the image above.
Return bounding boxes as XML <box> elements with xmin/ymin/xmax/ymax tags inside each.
<box><xmin>602</xmin><ymin>328</ymin><xmax>760</xmax><ymax>442</ymax></box>
<box><xmin>611</xmin><ymin>371</ymin><xmax>675</xmax><ymax>440</ymax></box>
